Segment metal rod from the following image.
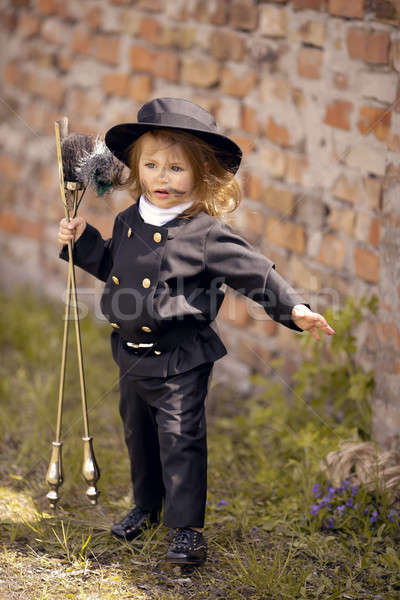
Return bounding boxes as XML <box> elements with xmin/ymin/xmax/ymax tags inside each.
<box><xmin>46</xmin><ymin>119</ymin><xmax>70</xmax><ymax>507</ymax></box>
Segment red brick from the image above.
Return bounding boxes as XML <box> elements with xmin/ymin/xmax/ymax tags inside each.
<box><xmin>102</xmin><ymin>73</ymin><xmax>130</xmax><ymax>96</ymax></box>
<box><xmin>220</xmin><ymin>292</ymin><xmax>249</xmax><ymax>328</ymax></box>
<box><xmin>135</xmin><ymin>0</ymin><xmax>162</xmax><ymax>10</ymax></box>
<box><xmin>210</xmin><ymin>30</ymin><xmax>246</xmax><ymax>62</ymax></box>
<box><xmin>346</xmin><ymin>28</ymin><xmax>367</xmax><ymax>60</ymax></box>
<box><xmin>71</xmin><ymin>29</ymin><xmax>91</xmax><ymax>55</ymax></box>
<box><xmin>26</xmin><ymin>73</ymin><xmax>65</xmax><ymax>106</ymax></box>
<box><xmin>387</xmin><ymin>132</ymin><xmax>400</xmax><ymax>152</ymax></box>
<box><xmin>231</xmin><ymin>135</ymin><xmax>254</xmax><ymax>155</ymax></box>
<box><xmin>365</xmin><ymin>31</ymin><xmax>390</xmax><ymax>64</ymax></box>
<box><xmin>242</xmin><ymin>172</ymin><xmax>262</xmax><ymax>201</ymax></box>
<box><xmin>266</xmin><ymin>218</ymin><xmax>306</xmax><ymax>253</ymax></box>
<box><xmin>265</xmin><ymin>117</ymin><xmax>291</xmax><ymax>147</ymax></box>
<box><xmin>130</xmin><ymin>45</ymin><xmax>179</xmax><ymax>81</ymax></box>
<box><xmin>193</xmin><ymin>0</ymin><xmax>229</xmax><ymax>25</ymax></box>
<box><xmin>297</xmin><ymin>47</ymin><xmax>323</xmax><ymax>79</ymax></box>
<box><xmin>0</xmin><ymin>211</ymin><xmax>44</xmax><ymax>240</ymax></box>
<box><xmin>241</xmin><ymin>105</ymin><xmax>260</xmax><ymax>135</ymax></box>
<box><xmin>395</xmin><ymin>83</ymin><xmax>400</xmax><ymax>114</ymax></box>
<box><xmin>139</xmin><ymin>17</ymin><xmax>161</xmax><ymax>44</ymax></box>
<box><xmin>93</xmin><ymin>35</ymin><xmax>120</xmax><ymax>66</ymax></box>
<box><xmin>318</xmin><ymin>235</ymin><xmax>345</xmax><ymax>269</ymax></box>
<box><xmin>4</xmin><ymin>62</ymin><xmax>23</xmax><ymax>86</ymax></box>
<box><xmin>357</xmin><ymin>106</ymin><xmax>391</xmax><ymax>141</ymax></box>
<box><xmin>229</xmin><ymin>0</ymin><xmax>258</xmax><ymax>31</ymax></box>
<box><xmin>84</xmin><ymin>5</ymin><xmax>102</xmax><ymax>29</ymax></box>
<box><xmin>129</xmin><ymin>74</ymin><xmax>152</xmax><ymax>102</ymax></box>
<box><xmin>56</xmin><ymin>51</ymin><xmax>73</xmax><ymax>73</ymax></box>
<box><xmin>285</xmin><ymin>154</ymin><xmax>308</xmax><ymax>185</ymax></box>
<box><xmin>262</xmin><ymin>185</ymin><xmax>294</xmax><ymax>215</ymax></box>
<box><xmin>293</xmin><ymin>0</ymin><xmax>324</xmax><ymax>9</ymax></box>
<box><xmin>239</xmin><ymin>206</ymin><xmax>266</xmax><ymax>243</ymax></box>
<box><xmin>369</xmin><ymin>218</ymin><xmax>381</xmax><ymax>247</ymax></box>
<box><xmin>36</xmin><ymin>0</ymin><xmax>59</xmax><ymax>15</ymax></box>
<box><xmin>17</xmin><ymin>12</ymin><xmax>41</xmax><ymax>37</ymax></box>
<box><xmin>354</xmin><ymin>247</ymin><xmax>379</xmax><ymax>283</ymax></box>
<box><xmin>375</xmin><ymin>0</ymin><xmax>400</xmax><ymax>24</ymax></box>
<box><xmin>328</xmin><ymin>0</ymin><xmax>364</xmax><ymax>18</ymax></box>
<box><xmin>0</xmin><ymin>155</ymin><xmax>21</xmax><ymax>182</ymax></box>
<box><xmin>324</xmin><ymin>99</ymin><xmax>353</xmax><ymax>130</ymax></box>
<box><xmin>69</xmin><ymin>89</ymin><xmax>102</xmax><ymax>119</ymax></box>
<box><xmin>333</xmin><ymin>176</ymin><xmax>360</xmax><ymax>204</ymax></box>
<box><xmin>220</xmin><ymin>67</ymin><xmax>257</xmax><ymax>97</ymax></box>
<box><xmin>181</xmin><ymin>57</ymin><xmax>219</xmax><ymax>87</ymax></box>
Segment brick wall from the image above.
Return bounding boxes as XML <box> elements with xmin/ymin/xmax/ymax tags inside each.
<box><xmin>0</xmin><ymin>0</ymin><xmax>399</xmax><ymax>445</ymax></box>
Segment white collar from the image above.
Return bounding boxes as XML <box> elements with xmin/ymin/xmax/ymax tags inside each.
<box><xmin>138</xmin><ymin>193</ymin><xmax>193</xmax><ymax>226</ymax></box>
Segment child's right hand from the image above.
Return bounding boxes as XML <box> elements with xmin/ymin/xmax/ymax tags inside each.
<box><xmin>58</xmin><ymin>216</ymin><xmax>87</xmax><ymax>246</ymax></box>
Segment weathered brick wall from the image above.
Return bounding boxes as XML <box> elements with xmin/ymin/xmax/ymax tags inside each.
<box><xmin>0</xmin><ymin>0</ymin><xmax>399</xmax><ymax>445</ymax></box>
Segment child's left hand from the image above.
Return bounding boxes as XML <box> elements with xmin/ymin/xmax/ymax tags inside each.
<box><xmin>291</xmin><ymin>304</ymin><xmax>336</xmax><ymax>341</ymax></box>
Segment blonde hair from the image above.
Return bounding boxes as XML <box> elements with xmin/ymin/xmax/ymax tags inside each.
<box><xmin>113</xmin><ymin>129</ymin><xmax>242</xmax><ymax>218</ymax></box>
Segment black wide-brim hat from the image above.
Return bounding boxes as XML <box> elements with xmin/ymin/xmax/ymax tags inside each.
<box><xmin>104</xmin><ymin>97</ymin><xmax>242</xmax><ymax>174</ymax></box>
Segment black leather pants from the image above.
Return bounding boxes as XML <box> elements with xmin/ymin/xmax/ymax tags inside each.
<box><xmin>118</xmin><ymin>361</ymin><xmax>213</xmax><ymax>528</ymax></box>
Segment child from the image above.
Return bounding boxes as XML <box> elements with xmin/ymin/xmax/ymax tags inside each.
<box><xmin>58</xmin><ymin>97</ymin><xmax>335</xmax><ymax>565</ymax></box>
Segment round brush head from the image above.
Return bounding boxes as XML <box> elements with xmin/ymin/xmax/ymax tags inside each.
<box><xmin>75</xmin><ymin>137</ymin><xmax>124</xmax><ymax>196</ymax></box>
<box><xmin>61</xmin><ymin>133</ymin><xmax>94</xmax><ymax>182</ymax></box>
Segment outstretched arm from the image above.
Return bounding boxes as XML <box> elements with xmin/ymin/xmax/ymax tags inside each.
<box><xmin>206</xmin><ymin>221</ymin><xmax>311</xmax><ymax>331</ymax></box>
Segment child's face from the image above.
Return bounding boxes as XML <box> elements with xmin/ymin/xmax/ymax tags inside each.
<box><xmin>138</xmin><ymin>134</ymin><xmax>195</xmax><ymax>208</ymax></box>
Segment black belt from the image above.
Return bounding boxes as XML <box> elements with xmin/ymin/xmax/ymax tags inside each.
<box><xmin>122</xmin><ymin>321</ymin><xmax>210</xmax><ymax>356</ymax></box>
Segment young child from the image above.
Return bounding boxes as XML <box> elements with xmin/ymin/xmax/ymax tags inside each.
<box><xmin>58</xmin><ymin>97</ymin><xmax>335</xmax><ymax>565</ymax></box>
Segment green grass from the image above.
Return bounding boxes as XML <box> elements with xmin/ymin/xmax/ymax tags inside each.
<box><xmin>0</xmin><ymin>287</ymin><xmax>399</xmax><ymax>599</ymax></box>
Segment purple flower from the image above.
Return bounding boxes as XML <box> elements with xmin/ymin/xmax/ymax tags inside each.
<box><xmin>312</xmin><ymin>483</ymin><xmax>322</xmax><ymax>497</ymax></box>
<box><xmin>326</xmin><ymin>517</ymin><xmax>335</xmax><ymax>528</ymax></box>
<box><xmin>387</xmin><ymin>510</ymin><xmax>396</xmax><ymax>523</ymax></box>
<box><xmin>351</xmin><ymin>485</ymin><xmax>359</xmax><ymax>497</ymax></box>
<box><xmin>346</xmin><ymin>498</ymin><xmax>354</xmax><ymax>508</ymax></box>
<box><xmin>342</xmin><ymin>478</ymin><xmax>351</xmax><ymax>490</ymax></box>
<box><xmin>337</xmin><ymin>505</ymin><xmax>346</xmax><ymax>514</ymax></box>
<box><xmin>326</xmin><ymin>486</ymin><xmax>336</xmax><ymax>499</ymax></box>
<box><xmin>310</xmin><ymin>504</ymin><xmax>320</xmax><ymax>515</ymax></box>
<box><xmin>370</xmin><ymin>510</ymin><xmax>378</xmax><ymax>523</ymax></box>
<box><xmin>320</xmin><ymin>500</ymin><xmax>327</xmax><ymax>508</ymax></box>
<box><xmin>218</xmin><ymin>499</ymin><xmax>228</xmax><ymax>507</ymax></box>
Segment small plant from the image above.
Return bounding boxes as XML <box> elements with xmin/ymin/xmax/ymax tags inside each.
<box><xmin>309</xmin><ymin>478</ymin><xmax>399</xmax><ymax>534</ymax></box>
<box><xmin>293</xmin><ymin>296</ymin><xmax>378</xmax><ymax>439</ymax></box>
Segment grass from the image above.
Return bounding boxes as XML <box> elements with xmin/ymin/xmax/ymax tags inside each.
<box><xmin>0</xmin><ymin>287</ymin><xmax>399</xmax><ymax>599</ymax></box>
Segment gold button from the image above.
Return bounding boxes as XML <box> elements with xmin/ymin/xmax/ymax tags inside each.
<box><xmin>142</xmin><ymin>278</ymin><xmax>151</xmax><ymax>288</ymax></box>
<box><xmin>141</xmin><ymin>325</ymin><xmax>152</xmax><ymax>333</ymax></box>
<box><xmin>111</xmin><ymin>322</ymin><xmax>120</xmax><ymax>329</ymax></box>
<box><xmin>154</xmin><ymin>350</ymin><xmax>162</xmax><ymax>355</ymax></box>
<box><xmin>128</xmin><ymin>227</ymin><xmax>132</xmax><ymax>238</ymax></box>
<box><xmin>153</xmin><ymin>232</ymin><xmax>162</xmax><ymax>243</ymax></box>
<box><xmin>112</xmin><ymin>276</ymin><xmax>120</xmax><ymax>285</ymax></box>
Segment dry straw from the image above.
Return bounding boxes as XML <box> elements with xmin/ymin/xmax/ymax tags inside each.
<box><xmin>322</xmin><ymin>441</ymin><xmax>400</xmax><ymax>497</ymax></box>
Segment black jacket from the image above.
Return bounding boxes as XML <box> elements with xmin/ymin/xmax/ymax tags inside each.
<box><xmin>60</xmin><ymin>200</ymin><xmax>310</xmax><ymax>377</ymax></box>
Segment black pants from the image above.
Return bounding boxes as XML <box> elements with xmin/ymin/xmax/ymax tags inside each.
<box><xmin>118</xmin><ymin>361</ymin><xmax>214</xmax><ymax>528</ymax></box>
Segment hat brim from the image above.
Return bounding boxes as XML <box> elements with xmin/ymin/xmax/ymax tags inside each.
<box><xmin>104</xmin><ymin>123</ymin><xmax>242</xmax><ymax>174</ymax></box>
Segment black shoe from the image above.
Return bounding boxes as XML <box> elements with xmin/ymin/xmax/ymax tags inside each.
<box><xmin>166</xmin><ymin>528</ymin><xmax>207</xmax><ymax>565</ymax></box>
<box><xmin>111</xmin><ymin>506</ymin><xmax>159</xmax><ymax>541</ymax></box>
